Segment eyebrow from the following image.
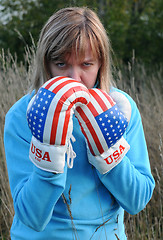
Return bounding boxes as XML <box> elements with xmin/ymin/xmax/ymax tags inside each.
<box><xmin>83</xmin><ymin>58</ymin><xmax>96</xmax><ymax>62</ymax></box>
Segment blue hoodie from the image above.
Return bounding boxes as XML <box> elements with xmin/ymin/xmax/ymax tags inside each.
<box><xmin>4</xmin><ymin>88</ymin><xmax>155</xmax><ymax>240</ymax></box>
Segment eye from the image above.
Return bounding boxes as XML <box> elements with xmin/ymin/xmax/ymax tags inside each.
<box><xmin>83</xmin><ymin>62</ymin><xmax>92</xmax><ymax>67</ymax></box>
<box><xmin>55</xmin><ymin>62</ymin><xmax>66</xmax><ymax>68</ymax></box>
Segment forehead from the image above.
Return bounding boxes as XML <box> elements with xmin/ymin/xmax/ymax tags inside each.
<box><xmin>62</xmin><ymin>41</ymin><xmax>99</xmax><ymax>63</ymax></box>
<box><xmin>68</xmin><ymin>42</ymin><xmax>94</xmax><ymax>59</ymax></box>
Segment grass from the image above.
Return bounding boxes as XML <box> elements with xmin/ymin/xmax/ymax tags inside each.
<box><xmin>117</xmin><ymin>61</ymin><xmax>163</xmax><ymax>239</ymax></box>
<box><xmin>0</xmin><ymin>48</ymin><xmax>162</xmax><ymax>239</ymax></box>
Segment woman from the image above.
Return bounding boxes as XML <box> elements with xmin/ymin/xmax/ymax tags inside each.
<box><xmin>4</xmin><ymin>7</ymin><xmax>155</xmax><ymax>240</ymax></box>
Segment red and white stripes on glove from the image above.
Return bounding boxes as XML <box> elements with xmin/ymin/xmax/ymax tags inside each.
<box><xmin>27</xmin><ymin>76</ymin><xmax>90</xmax><ymax>173</ymax></box>
<box><xmin>75</xmin><ymin>88</ymin><xmax>131</xmax><ymax>174</ymax></box>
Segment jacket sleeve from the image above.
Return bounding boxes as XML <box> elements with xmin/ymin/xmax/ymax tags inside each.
<box><xmin>4</xmin><ymin>95</ymin><xmax>67</xmax><ymax>231</ymax></box>
<box><xmin>97</xmin><ymin>92</ymin><xmax>155</xmax><ymax>215</ymax></box>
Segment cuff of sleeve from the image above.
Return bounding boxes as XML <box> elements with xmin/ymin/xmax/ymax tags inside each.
<box><xmin>29</xmin><ymin>136</ymin><xmax>67</xmax><ymax>173</ymax></box>
<box><xmin>87</xmin><ymin>137</ymin><xmax>130</xmax><ymax>174</ymax></box>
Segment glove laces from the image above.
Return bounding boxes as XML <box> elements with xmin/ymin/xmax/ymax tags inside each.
<box><xmin>66</xmin><ymin>135</ymin><xmax>76</xmax><ymax>168</ymax></box>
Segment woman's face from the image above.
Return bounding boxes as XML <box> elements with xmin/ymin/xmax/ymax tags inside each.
<box><xmin>49</xmin><ymin>43</ymin><xmax>100</xmax><ymax>89</ymax></box>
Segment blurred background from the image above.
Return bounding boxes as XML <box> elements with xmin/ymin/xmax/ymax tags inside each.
<box><xmin>0</xmin><ymin>0</ymin><xmax>163</xmax><ymax>239</ymax></box>
<box><xmin>0</xmin><ymin>0</ymin><xmax>162</xmax><ymax>65</ymax></box>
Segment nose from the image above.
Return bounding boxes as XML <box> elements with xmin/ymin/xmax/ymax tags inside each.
<box><xmin>68</xmin><ymin>67</ymin><xmax>82</xmax><ymax>83</ymax></box>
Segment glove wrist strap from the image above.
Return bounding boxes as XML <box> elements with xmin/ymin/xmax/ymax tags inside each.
<box><xmin>29</xmin><ymin>136</ymin><xmax>67</xmax><ymax>173</ymax></box>
<box><xmin>87</xmin><ymin>137</ymin><xmax>130</xmax><ymax>174</ymax></box>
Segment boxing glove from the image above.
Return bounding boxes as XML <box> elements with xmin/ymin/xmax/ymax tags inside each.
<box><xmin>27</xmin><ymin>76</ymin><xmax>90</xmax><ymax>173</ymax></box>
<box><xmin>75</xmin><ymin>88</ymin><xmax>131</xmax><ymax>174</ymax></box>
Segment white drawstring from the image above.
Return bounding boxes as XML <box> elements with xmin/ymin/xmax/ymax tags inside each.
<box><xmin>66</xmin><ymin>135</ymin><xmax>76</xmax><ymax>168</ymax></box>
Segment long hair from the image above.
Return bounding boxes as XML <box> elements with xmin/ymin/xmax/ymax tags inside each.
<box><xmin>32</xmin><ymin>7</ymin><xmax>114</xmax><ymax>92</ymax></box>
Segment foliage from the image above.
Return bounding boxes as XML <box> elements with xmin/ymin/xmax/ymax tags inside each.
<box><xmin>0</xmin><ymin>0</ymin><xmax>162</xmax><ymax>64</ymax></box>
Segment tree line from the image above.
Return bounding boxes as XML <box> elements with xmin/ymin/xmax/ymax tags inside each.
<box><xmin>0</xmin><ymin>0</ymin><xmax>162</xmax><ymax>65</ymax></box>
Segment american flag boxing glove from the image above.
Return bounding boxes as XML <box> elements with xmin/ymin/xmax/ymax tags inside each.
<box><xmin>75</xmin><ymin>88</ymin><xmax>131</xmax><ymax>174</ymax></box>
<box><xmin>27</xmin><ymin>76</ymin><xmax>90</xmax><ymax>173</ymax></box>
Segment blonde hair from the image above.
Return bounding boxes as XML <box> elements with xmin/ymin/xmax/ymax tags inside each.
<box><xmin>32</xmin><ymin>7</ymin><xmax>114</xmax><ymax>92</ymax></box>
